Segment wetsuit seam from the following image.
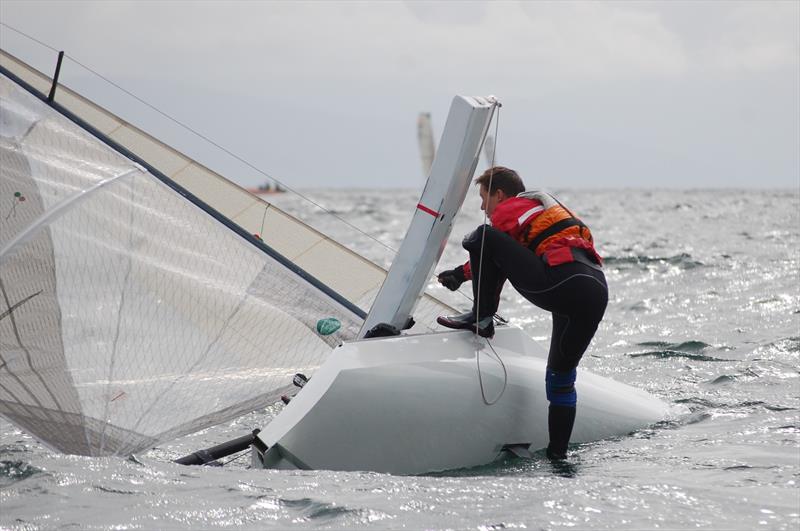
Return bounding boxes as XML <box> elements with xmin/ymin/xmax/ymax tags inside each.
<box><xmin>516</xmin><ymin>272</ymin><xmax>608</xmax><ymax>296</ymax></box>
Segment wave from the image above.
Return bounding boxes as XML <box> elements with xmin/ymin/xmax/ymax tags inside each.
<box><xmin>278</xmin><ymin>497</ymin><xmax>364</xmax><ymax>521</ymax></box>
<box><xmin>629</xmin><ymin>340</ymin><xmax>732</xmax><ymax>361</ymax></box>
<box><xmin>638</xmin><ymin>340</ymin><xmax>711</xmax><ymax>351</ymax></box>
<box><xmin>0</xmin><ymin>460</ymin><xmax>43</xmax><ymax>487</ymax></box>
<box><xmin>765</xmin><ymin>336</ymin><xmax>800</xmax><ymax>353</ymax></box>
<box><xmin>603</xmin><ymin>253</ymin><xmax>705</xmax><ymax>270</ymax></box>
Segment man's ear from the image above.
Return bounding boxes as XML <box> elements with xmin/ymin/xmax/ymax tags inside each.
<box><xmin>496</xmin><ymin>189</ymin><xmax>509</xmax><ymax>202</ymax></box>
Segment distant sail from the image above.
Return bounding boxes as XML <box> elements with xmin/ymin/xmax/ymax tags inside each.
<box><xmin>0</xmin><ymin>50</ymin><xmax>456</xmax><ymax>456</ymax></box>
<box><xmin>482</xmin><ymin>134</ymin><xmax>496</xmax><ymax>167</ymax></box>
<box><xmin>417</xmin><ymin>112</ymin><xmax>436</xmax><ymax>177</ymax></box>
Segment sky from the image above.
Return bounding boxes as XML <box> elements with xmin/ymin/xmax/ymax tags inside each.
<box><xmin>0</xmin><ymin>0</ymin><xmax>798</xmax><ymax>189</ymax></box>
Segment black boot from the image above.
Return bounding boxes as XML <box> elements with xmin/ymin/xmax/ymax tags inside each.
<box><xmin>546</xmin><ymin>405</ymin><xmax>576</xmax><ymax>460</ymax></box>
<box><xmin>436</xmin><ymin>311</ymin><xmax>494</xmax><ymax>338</ymax></box>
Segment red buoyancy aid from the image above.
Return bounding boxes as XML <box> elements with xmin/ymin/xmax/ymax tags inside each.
<box><xmin>462</xmin><ymin>191</ymin><xmax>601</xmax><ymax>279</ymax></box>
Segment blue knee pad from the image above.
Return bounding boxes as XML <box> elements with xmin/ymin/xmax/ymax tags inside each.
<box><xmin>545</xmin><ymin>369</ymin><xmax>577</xmax><ymax>407</ymax></box>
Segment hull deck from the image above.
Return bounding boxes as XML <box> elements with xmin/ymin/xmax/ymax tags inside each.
<box><xmin>253</xmin><ymin>327</ymin><xmax>671</xmax><ymax>474</ymax></box>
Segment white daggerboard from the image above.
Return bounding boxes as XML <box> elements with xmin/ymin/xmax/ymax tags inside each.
<box><xmin>358</xmin><ymin>96</ymin><xmax>497</xmax><ymax>337</ymax></box>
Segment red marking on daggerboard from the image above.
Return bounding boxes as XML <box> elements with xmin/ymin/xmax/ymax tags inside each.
<box><xmin>417</xmin><ymin>203</ymin><xmax>440</xmax><ymax>218</ymax></box>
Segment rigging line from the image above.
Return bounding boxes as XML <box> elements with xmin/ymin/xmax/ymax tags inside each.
<box><xmin>0</xmin><ymin>23</ymin><xmax>59</xmax><ymax>53</ymax></box>
<box><xmin>474</xmin><ymin>103</ymin><xmax>507</xmax><ymax>406</ymax></box>
<box><xmin>0</xmin><ymin>289</ymin><xmax>42</xmax><ymax>322</ymax></box>
<box><xmin>219</xmin><ymin>448</ymin><xmax>251</xmax><ymax>467</ymax></box>
<box><xmin>475</xmin><ymin>104</ymin><xmax>500</xmax><ymax>333</ymax></box>
<box><xmin>477</xmin><ymin>337</ymin><xmax>508</xmax><ymax>406</ymax></box>
<box><xmin>2</xmin><ymin>22</ymin><xmax>398</xmax><ymax>256</ymax></box>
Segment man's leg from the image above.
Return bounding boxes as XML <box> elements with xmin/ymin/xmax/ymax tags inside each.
<box><xmin>461</xmin><ymin>225</ymin><xmax>549</xmax><ymax>318</ymax></box>
<box><xmin>542</xmin><ymin>269</ymin><xmax>608</xmax><ymax>460</ymax></box>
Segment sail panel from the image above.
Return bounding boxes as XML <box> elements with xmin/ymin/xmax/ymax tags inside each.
<box><xmin>0</xmin><ymin>50</ymin><xmax>456</xmax><ymax>335</ymax></box>
<box><xmin>293</xmin><ymin>238</ymin><xmax>387</xmax><ymax>303</ymax></box>
<box><xmin>1</xmin><ymin>71</ymin><xmax>362</xmax><ymax>456</ymax></box>
<box><xmin>108</xmin><ymin>125</ymin><xmax>191</xmax><ymax>177</ymax></box>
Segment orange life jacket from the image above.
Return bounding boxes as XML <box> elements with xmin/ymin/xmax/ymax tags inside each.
<box><xmin>516</xmin><ymin>191</ymin><xmax>594</xmax><ymax>256</ymax></box>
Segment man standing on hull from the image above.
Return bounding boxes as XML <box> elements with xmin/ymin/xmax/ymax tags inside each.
<box><xmin>436</xmin><ymin>166</ymin><xmax>608</xmax><ymax>460</ymax></box>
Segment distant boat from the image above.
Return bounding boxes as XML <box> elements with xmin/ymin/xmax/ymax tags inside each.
<box><xmin>246</xmin><ymin>181</ymin><xmax>285</xmax><ymax>195</ymax></box>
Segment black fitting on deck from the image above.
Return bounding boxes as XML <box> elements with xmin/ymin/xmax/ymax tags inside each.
<box><xmin>175</xmin><ymin>428</ymin><xmax>261</xmax><ymax>466</ymax></box>
<box><xmin>47</xmin><ymin>51</ymin><xmax>64</xmax><ymax>102</ymax></box>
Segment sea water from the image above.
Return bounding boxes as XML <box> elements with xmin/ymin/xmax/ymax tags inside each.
<box><xmin>1</xmin><ymin>189</ymin><xmax>798</xmax><ymax>530</ymax></box>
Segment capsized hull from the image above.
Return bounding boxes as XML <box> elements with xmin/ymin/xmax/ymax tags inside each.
<box><xmin>253</xmin><ymin>327</ymin><xmax>670</xmax><ymax>474</ymax></box>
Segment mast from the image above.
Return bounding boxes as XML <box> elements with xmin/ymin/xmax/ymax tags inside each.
<box><xmin>359</xmin><ymin>96</ymin><xmax>498</xmax><ymax>338</ymax></box>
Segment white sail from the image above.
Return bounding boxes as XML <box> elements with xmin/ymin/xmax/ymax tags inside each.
<box><xmin>482</xmin><ymin>133</ymin><xmax>496</xmax><ymax>166</ymax></box>
<box><xmin>0</xmin><ymin>50</ymin><xmax>456</xmax><ymax>338</ymax></box>
<box><xmin>417</xmin><ymin>112</ymin><xmax>436</xmax><ymax>177</ymax></box>
<box><xmin>0</xmin><ymin>57</ymin><xmax>366</xmax><ymax>456</ymax></box>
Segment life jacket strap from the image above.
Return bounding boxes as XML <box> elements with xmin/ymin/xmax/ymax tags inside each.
<box><xmin>527</xmin><ymin>217</ymin><xmax>584</xmax><ymax>253</ymax></box>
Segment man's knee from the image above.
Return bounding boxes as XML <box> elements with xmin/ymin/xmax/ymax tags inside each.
<box><xmin>545</xmin><ymin>368</ymin><xmax>577</xmax><ymax>407</ymax></box>
<box><xmin>462</xmin><ymin>224</ymin><xmax>498</xmax><ymax>251</ymax></box>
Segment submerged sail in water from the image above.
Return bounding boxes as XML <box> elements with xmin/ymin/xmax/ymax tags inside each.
<box><xmin>0</xmin><ymin>50</ymin><xmax>454</xmax><ymax>456</ymax></box>
<box><xmin>417</xmin><ymin>112</ymin><xmax>435</xmax><ymax>177</ymax></box>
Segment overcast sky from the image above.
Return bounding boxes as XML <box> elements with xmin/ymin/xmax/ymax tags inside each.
<box><xmin>1</xmin><ymin>1</ymin><xmax>798</xmax><ymax>189</ymax></box>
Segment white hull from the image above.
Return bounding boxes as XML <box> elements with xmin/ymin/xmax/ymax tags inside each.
<box><xmin>253</xmin><ymin>327</ymin><xmax>670</xmax><ymax>474</ymax></box>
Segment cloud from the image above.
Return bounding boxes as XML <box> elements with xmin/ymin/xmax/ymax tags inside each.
<box><xmin>1</xmin><ymin>0</ymin><xmax>796</xmax><ymax>188</ymax></box>
<box><xmin>517</xmin><ymin>2</ymin><xmax>688</xmax><ymax>79</ymax></box>
<box><xmin>402</xmin><ymin>0</ymin><xmax>489</xmax><ymax>26</ymax></box>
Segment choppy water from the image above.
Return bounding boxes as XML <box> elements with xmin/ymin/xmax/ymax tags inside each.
<box><xmin>2</xmin><ymin>188</ymin><xmax>798</xmax><ymax>530</ymax></box>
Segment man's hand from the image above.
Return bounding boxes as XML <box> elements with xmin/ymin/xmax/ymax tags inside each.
<box><xmin>437</xmin><ymin>265</ymin><xmax>467</xmax><ymax>291</ymax></box>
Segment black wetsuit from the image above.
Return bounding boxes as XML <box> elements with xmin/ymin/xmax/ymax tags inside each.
<box><xmin>463</xmin><ymin>225</ymin><xmax>608</xmax><ymax>373</ymax></box>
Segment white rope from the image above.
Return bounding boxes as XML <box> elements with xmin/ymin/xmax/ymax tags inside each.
<box><xmin>475</xmin><ymin>103</ymin><xmax>507</xmax><ymax>406</ymax></box>
<box><xmin>476</xmin><ymin>335</ymin><xmax>508</xmax><ymax>406</ymax></box>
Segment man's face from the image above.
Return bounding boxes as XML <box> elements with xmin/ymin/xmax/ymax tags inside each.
<box><xmin>479</xmin><ymin>186</ymin><xmax>506</xmax><ymax>216</ymax></box>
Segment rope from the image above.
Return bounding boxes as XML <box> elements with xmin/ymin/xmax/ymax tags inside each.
<box><xmin>218</xmin><ymin>448</ymin><xmax>252</xmax><ymax>467</ymax></box>
<box><xmin>474</xmin><ymin>104</ymin><xmax>508</xmax><ymax>406</ymax></box>
<box><xmin>476</xmin><ymin>336</ymin><xmax>508</xmax><ymax>406</ymax></box>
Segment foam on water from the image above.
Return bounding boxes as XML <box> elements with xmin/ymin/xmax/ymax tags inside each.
<box><xmin>2</xmin><ymin>189</ymin><xmax>798</xmax><ymax>530</ymax></box>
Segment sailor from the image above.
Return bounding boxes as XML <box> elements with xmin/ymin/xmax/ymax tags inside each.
<box><xmin>436</xmin><ymin>166</ymin><xmax>608</xmax><ymax>460</ymax></box>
